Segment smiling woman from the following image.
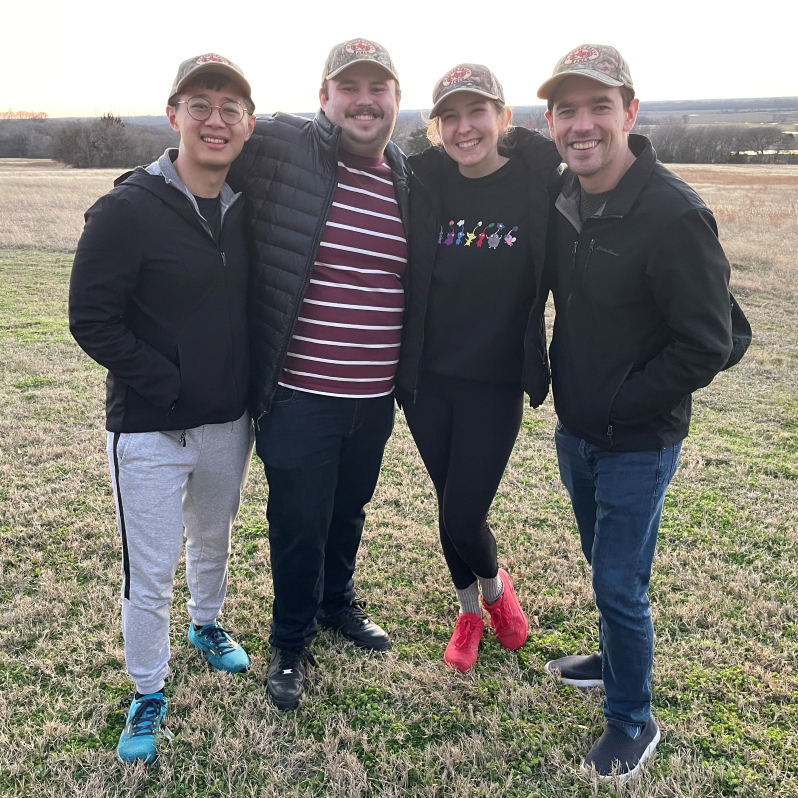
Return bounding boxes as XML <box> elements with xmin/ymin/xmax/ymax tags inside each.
<box><xmin>395</xmin><ymin>63</ymin><xmax>564</xmax><ymax>674</ymax></box>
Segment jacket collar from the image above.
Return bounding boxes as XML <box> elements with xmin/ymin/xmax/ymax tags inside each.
<box><xmin>557</xmin><ymin>134</ymin><xmax>655</xmax><ymax>232</ymax></box>
<box><xmin>144</xmin><ymin>149</ymin><xmax>240</xmax><ymax>219</ymax></box>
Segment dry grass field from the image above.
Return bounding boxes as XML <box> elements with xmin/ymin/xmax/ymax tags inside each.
<box><xmin>1</xmin><ymin>161</ymin><xmax>797</xmax><ymax>798</ymax></box>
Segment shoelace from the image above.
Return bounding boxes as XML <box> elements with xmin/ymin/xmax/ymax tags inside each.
<box><xmin>487</xmin><ymin>599</ymin><xmax>513</xmax><ymax>630</ymax></box>
<box><xmin>452</xmin><ymin>615</ymin><xmax>482</xmax><ymax>646</ymax></box>
<box><xmin>348</xmin><ymin>600</ymin><xmax>372</xmax><ymax>623</ymax></box>
<box><xmin>128</xmin><ymin>697</ymin><xmax>165</xmax><ymax>738</ymax></box>
<box><xmin>279</xmin><ymin>647</ymin><xmax>317</xmax><ymax>670</ymax></box>
<box><xmin>197</xmin><ymin>624</ymin><xmax>237</xmax><ymax>655</ymax></box>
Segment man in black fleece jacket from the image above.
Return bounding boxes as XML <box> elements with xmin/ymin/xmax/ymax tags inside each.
<box><xmin>538</xmin><ymin>45</ymin><xmax>733</xmax><ymax>781</ymax></box>
<box><xmin>69</xmin><ymin>54</ymin><xmax>256</xmax><ymax>765</ymax></box>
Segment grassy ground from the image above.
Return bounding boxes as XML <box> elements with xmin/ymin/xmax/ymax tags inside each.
<box><xmin>0</xmin><ymin>164</ymin><xmax>797</xmax><ymax>797</ymax></box>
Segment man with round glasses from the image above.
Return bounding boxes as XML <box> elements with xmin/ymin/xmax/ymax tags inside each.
<box><xmin>70</xmin><ymin>53</ymin><xmax>256</xmax><ymax>764</ymax></box>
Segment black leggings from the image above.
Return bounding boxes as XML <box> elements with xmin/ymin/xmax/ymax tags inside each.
<box><xmin>398</xmin><ymin>373</ymin><xmax>524</xmax><ymax>589</ymax></box>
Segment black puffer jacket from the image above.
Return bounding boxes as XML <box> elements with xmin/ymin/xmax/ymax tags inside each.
<box><xmin>70</xmin><ymin>169</ymin><xmax>249</xmax><ymax>433</ymax></box>
<box><xmin>395</xmin><ymin>127</ymin><xmax>563</xmax><ymax>406</ymax></box>
<box><xmin>229</xmin><ymin>111</ymin><xmax>410</xmax><ymax>421</ymax></box>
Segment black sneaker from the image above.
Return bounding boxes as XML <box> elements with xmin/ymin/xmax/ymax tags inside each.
<box><xmin>317</xmin><ymin>600</ymin><xmax>391</xmax><ymax>651</ymax></box>
<box><xmin>544</xmin><ymin>652</ymin><xmax>603</xmax><ymax>687</ymax></box>
<box><xmin>267</xmin><ymin>646</ymin><xmax>315</xmax><ymax>711</ymax></box>
<box><xmin>581</xmin><ymin>717</ymin><xmax>661</xmax><ymax>782</ymax></box>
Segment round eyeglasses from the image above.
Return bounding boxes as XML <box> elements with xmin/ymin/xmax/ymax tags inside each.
<box><xmin>175</xmin><ymin>97</ymin><xmax>248</xmax><ymax>125</ymax></box>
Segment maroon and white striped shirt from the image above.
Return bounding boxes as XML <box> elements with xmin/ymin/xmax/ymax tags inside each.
<box><xmin>279</xmin><ymin>149</ymin><xmax>407</xmax><ymax>397</ymax></box>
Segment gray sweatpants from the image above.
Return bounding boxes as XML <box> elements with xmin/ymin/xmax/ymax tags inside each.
<box><xmin>106</xmin><ymin>413</ymin><xmax>254</xmax><ymax>695</ymax></box>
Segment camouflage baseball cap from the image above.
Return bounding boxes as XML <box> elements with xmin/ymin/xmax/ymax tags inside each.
<box><xmin>322</xmin><ymin>38</ymin><xmax>399</xmax><ymax>85</ymax></box>
<box><xmin>537</xmin><ymin>44</ymin><xmax>633</xmax><ymax>100</ymax></box>
<box><xmin>430</xmin><ymin>64</ymin><xmax>504</xmax><ymax>118</ymax></box>
<box><xmin>169</xmin><ymin>53</ymin><xmax>253</xmax><ymax>108</ymax></box>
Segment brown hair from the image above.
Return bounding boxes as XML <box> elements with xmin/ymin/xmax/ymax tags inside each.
<box><xmin>170</xmin><ymin>72</ymin><xmax>255</xmax><ymax>114</ymax></box>
<box><xmin>546</xmin><ymin>84</ymin><xmax>634</xmax><ymax>113</ymax></box>
<box><xmin>425</xmin><ymin>99</ymin><xmax>512</xmax><ymax>147</ymax></box>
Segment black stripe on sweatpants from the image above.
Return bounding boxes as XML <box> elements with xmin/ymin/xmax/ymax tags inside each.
<box><xmin>112</xmin><ymin>432</ymin><xmax>131</xmax><ymax>600</ymax></box>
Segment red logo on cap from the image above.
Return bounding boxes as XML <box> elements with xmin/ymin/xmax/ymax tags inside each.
<box><xmin>441</xmin><ymin>66</ymin><xmax>473</xmax><ymax>88</ymax></box>
<box><xmin>563</xmin><ymin>46</ymin><xmax>600</xmax><ymax>65</ymax></box>
<box><xmin>195</xmin><ymin>53</ymin><xmax>231</xmax><ymax>66</ymax></box>
<box><xmin>344</xmin><ymin>39</ymin><xmax>377</xmax><ymax>56</ymax></box>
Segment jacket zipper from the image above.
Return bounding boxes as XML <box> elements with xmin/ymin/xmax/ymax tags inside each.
<box><xmin>584</xmin><ymin>239</ymin><xmax>595</xmax><ymax>272</ymax></box>
<box><xmin>259</xmin><ymin>130</ymin><xmax>343</xmax><ymax>427</ymax></box>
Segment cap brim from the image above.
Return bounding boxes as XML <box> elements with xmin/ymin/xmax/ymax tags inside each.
<box><xmin>537</xmin><ymin>70</ymin><xmax>624</xmax><ymax>100</ymax></box>
<box><xmin>429</xmin><ymin>87</ymin><xmax>502</xmax><ymax>118</ymax></box>
<box><xmin>174</xmin><ymin>63</ymin><xmax>252</xmax><ymax>103</ymax></box>
<box><xmin>325</xmin><ymin>60</ymin><xmax>398</xmax><ymax>82</ymax></box>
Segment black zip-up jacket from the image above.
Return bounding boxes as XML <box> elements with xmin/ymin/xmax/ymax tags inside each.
<box><xmin>69</xmin><ymin>168</ymin><xmax>250</xmax><ymax>432</ymax></box>
<box><xmin>546</xmin><ymin>134</ymin><xmax>733</xmax><ymax>451</ymax></box>
<box><xmin>228</xmin><ymin>111</ymin><xmax>410</xmax><ymax>421</ymax></box>
<box><xmin>396</xmin><ymin>127</ymin><xmax>563</xmax><ymax>406</ymax></box>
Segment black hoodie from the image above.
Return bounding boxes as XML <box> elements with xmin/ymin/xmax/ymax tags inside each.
<box><xmin>69</xmin><ymin>167</ymin><xmax>250</xmax><ymax>432</ymax></box>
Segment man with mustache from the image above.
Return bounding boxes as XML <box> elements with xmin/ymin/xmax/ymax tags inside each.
<box><xmin>538</xmin><ymin>45</ymin><xmax>734</xmax><ymax>780</ymax></box>
<box><xmin>229</xmin><ymin>39</ymin><xmax>407</xmax><ymax>710</ymax></box>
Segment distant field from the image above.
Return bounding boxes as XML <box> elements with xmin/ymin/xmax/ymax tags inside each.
<box><xmin>1</xmin><ymin>161</ymin><xmax>797</xmax><ymax>797</ymax></box>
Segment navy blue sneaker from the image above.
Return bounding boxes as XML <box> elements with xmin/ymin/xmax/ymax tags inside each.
<box><xmin>581</xmin><ymin>717</ymin><xmax>661</xmax><ymax>781</ymax></box>
<box><xmin>117</xmin><ymin>692</ymin><xmax>170</xmax><ymax>764</ymax></box>
<box><xmin>188</xmin><ymin>621</ymin><xmax>250</xmax><ymax>673</ymax></box>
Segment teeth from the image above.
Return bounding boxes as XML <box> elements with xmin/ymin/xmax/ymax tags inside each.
<box><xmin>202</xmin><ymin>137</ymin><xmax>227</xmax><ymax>144</ymax></box>
<box><xmin>353</xmin><ymin>114</ymin><xmax>376</xmax><ymax>120</ymax></box>
<box><xmin>572</xmin><ymin>141</ymin><xmax>598</xmax><ymax>150</ymax></box>
<box><xmin>457</xmin><ymin>140</ymin><xmax>479</xmax><ymax>149</ymax></box>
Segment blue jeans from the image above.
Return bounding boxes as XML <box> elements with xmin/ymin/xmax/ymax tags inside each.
<box><xmin>255</xmin><ymin>387</ymin><xmax>395</xmax><ymax>649</ymax></box>
<box><xmin>555</xmin><ymin>422</ymin><xmax>682</xmax><ymax>735</ymax></box>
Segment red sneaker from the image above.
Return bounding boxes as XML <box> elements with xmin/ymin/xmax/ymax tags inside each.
<box><xmin>482</xmin><ymin>569</ymin><xmax>528</xmax><ymax>650</ymax></box>
<box><xmin>443</xmin><ymin>613</ymin><xmax>485</xmax><ymax>672</ymax></box>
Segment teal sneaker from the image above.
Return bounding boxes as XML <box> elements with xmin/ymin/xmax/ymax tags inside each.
<box><xmin>117</xmin><ymin>692</ymin><xmax>170</xmax><ymax>764</ymax></box>
<box><xmin>188</xmin><ymin>621</ymin><xmax>250</xmax><ymax>673</ymax></box>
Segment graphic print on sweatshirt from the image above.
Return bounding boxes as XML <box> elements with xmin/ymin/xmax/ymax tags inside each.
<box><xmin>438</xmin><ymin>219</ymin><xmax>520</xmax><ymax>249</ymax></box>
<box><xmin>279</xmin><ymin>149</ymin><xmax>406</xmax><ymax>398</ymax></box>
<box><xmin>422</xmin><ymin>157</ymin><xmax>536</xmax><ymax>384</ymax></box>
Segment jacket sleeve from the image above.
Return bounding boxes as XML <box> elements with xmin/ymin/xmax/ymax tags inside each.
<box><xmin>610</xmin><ymin>208</ymin><xmax>733</xmax><ymax>425</ymax></box>
<box><xmin>69</xmin><ymin>192</ymin><xmax>181</xmax><ymax>409</ymax></box>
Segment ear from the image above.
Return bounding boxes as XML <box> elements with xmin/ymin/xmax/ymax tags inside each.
<box><xmin>545</xmin><ymin>109</ymin><xmax>555</xmax><ymax>139</ymax></box>
<box><xmin>166</xmin><ymin>104</ymin><xmax>180</xmax><ymax>133</ymax></box>
<box><xmin>245</xmin><ymin>113</ymin><xmax>256</xmax><ymax>140</ymax></box>
<box><xmin>319</xmin><ymin>87</ymin><xmax>328</xmax><ymax>111</ymax></box>
<box><xmin>500</xmin><ymin>106</ymin><xmax>513</xmax><ymax>133</ymax></box>
<box><xmin>624</xmin><ymin>98</ymin><xmax>639</xmax><ymax>133</ymax></box>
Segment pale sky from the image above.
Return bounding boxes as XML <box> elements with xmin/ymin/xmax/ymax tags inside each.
<box><xmin>5</xmin><ymin>0</ymin><xmax>796</xmax><ymax>118</ymax></box>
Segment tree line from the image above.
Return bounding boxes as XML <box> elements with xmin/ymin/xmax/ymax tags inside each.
<box><xmin>0</xmin><ymin>114</ymin><xmax>178</xmax><ymax>167</ymax></box>
<box><xmin>1</xmin><ymin>112</ymin><xmax>795</xmax><ymax>166</ymax></box>
<box><xmin>399</xmin><ymin>110</ymin><xmax>797</xmax><ymax>164</ymax></box>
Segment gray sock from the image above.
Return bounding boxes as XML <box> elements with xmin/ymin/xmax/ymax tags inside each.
<box><xmin>479</xmin><ymin>573</ymin><xmax>504</xmax><ymax>605</ymax></box>
<box><xmin>455</xmin><ymin>581</ymin><xmax>481</xmax><ymax>615</ymax></box>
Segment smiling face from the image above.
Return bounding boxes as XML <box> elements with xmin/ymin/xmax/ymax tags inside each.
<box><xmin>437</xmin><ymin>92</ymin><xmax>511</xmax><ymax>179</ymax></box>
<box><xmin>546</xmin><ymin>75</ymin><xmax>638</xmax><ymax>193</ymax></box>
<box><xmin>320</xmin><ymin>61</ymin><xmax>400</xmax><ymax>158</ymax></box>
<box><xmin>167</xmin><ymin>80</ymin><xmax>255</xmax><ymax>173</ymax></box>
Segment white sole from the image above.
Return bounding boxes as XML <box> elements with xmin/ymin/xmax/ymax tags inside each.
<box><xmin>580</xmin><ymin>726</ymin><xmax>661</xmax><ymax>783</ymax></box>
<box><xmin>544</xmin><ymin>659</ymin><xmax>604</xmax><ymax>688</ymax></box>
